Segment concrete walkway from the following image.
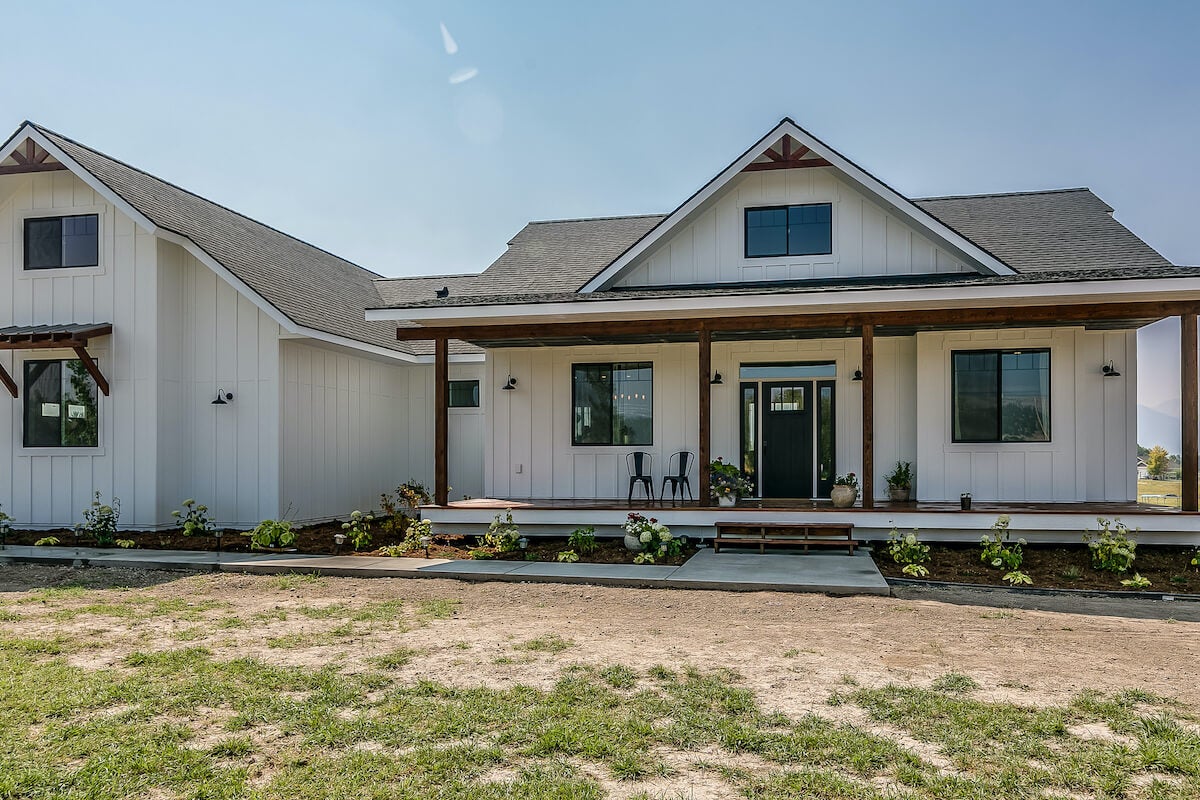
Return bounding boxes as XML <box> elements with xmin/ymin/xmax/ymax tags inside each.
<box><xmin>0</xmin><ymin>545</ymin><xmax>890</xmax><ymax>596</ymax></box>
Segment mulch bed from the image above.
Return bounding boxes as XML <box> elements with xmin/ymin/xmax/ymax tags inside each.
<box><xmin>874</xmin><ymin>543</ymin><xmax>1200</xmax><ymax>592</ymax></box>
<box><xmin>5</xmin><ymin>522</ymin><xmax>694</xmax><ymax>566</ymax></box>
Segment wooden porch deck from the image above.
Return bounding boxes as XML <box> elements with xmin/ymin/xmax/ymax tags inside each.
<box><xmin>439</xmin><ymin>497</ymin><xmax>1194</xmax><ymax>516</ymax></box>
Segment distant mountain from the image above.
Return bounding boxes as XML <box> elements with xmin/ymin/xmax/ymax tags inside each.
<box><xmin>1138</xmin><ymin>403</ymin><xmax>1181</xmax><ymax>454</ymax></box>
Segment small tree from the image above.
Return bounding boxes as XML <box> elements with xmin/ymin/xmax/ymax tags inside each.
<box><xmin>1146</xmin><ymin>445</ymin><xmax>1170</xmax><ymax>479</ymax></box>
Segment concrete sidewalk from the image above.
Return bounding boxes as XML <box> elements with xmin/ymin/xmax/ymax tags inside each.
<box><xmin>0</xmin><ymin>544</ymin><xmax>890</xmax><ymax>596</ymax></box>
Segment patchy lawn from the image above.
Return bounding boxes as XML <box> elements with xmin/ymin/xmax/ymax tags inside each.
<box><xmin>1</xmin><ymin>565</ymin><xmax>1198</xmax><ymax>799</ymax></box>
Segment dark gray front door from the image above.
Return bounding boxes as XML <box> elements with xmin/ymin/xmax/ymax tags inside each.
<box><xmin>761</xmin><ymin>381</ymin><xmax>815</xmax><ymax>498</ymax></box>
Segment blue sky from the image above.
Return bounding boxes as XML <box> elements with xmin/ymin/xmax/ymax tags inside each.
<box><xmin>1</xmin><ymin>0</ymin><xmax>1196</xmax><ymax>439</ymax></box>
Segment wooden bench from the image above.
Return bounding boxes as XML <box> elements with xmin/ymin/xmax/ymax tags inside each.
<box><xmin>713</xmin><ymin>521</ymin><xmax>857</xmax><ymax>555</ymax></box>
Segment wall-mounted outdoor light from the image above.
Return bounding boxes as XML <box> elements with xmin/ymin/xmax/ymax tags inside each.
<box><xmin>851</xmin><ymin>369</ymin><xmax>864</xmax><ymax>382</ymax></box>
<box><xmin>501</xmin><ymin>376</ymin><xmax>518</xmax><ymax>391</ymax></box>
<box><xmin>710</xmin><ymin>371</ymin><xmax>724</xmax><ymax>385</ymax></box>
<box><xmin>211</xmin><ymin>389</ymin><xmax>234</xmax><ymax>405</ymax></box>
<box><xmin>1102</xmin><ymin>361</ymin><xmax>1122</xmax><ymax>378</ymax></box>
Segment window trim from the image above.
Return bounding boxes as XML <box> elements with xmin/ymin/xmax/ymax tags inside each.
<box><xmin>23</xmin><ymin>213</ymin><xmax>100</xmax><ymax>270</ymax></box>
<box><xmin>570</xmin><ymin>361</ymin><xmax>654</xmax><ymax>447</ymax></box>
<box><xmin>950</xmin><ymin>348</ymin><xmax>1052</xmax><ymax>444</ymax></box>
<box><xmin>743</xmin><ymin>202</ymin><xmax>834</xmax><ymax>259</ymax></box>
<box><xmin>21</xmin><ymin>356</ymin><xmax>102</xmax><ymax>450</ymax></box>
<box><xmin>15</xmin><ymin>206</ymin><xmax>107</xmax><ymax>279</ymax></box>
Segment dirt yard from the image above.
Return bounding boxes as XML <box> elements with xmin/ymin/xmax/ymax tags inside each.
<box><xmin>2</xmin><ymin>564</ymin><xmax>1198</xmax><ymax>799</ymax></box>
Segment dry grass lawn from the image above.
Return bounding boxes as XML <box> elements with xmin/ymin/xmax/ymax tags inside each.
<box><xmin>1</xmin><ymin>564</ymin><xmax>1198</xmax><ymax>799</ymax></box>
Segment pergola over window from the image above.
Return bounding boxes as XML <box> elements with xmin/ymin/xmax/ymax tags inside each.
<box><xmin>0</xmin><ymin>324</ymin><xmax>112</xmax><ymax>399</ymax></box>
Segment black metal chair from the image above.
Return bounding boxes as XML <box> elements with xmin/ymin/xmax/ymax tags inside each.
<box><xmin>627</xmin><ymin>451</ymin><xmax>654</xmax><ymax>502</ymax></box>
<box><xmin>661</xmin><ymin>450</ymin><xmax>696</xmax><ymax>503</ymax></box>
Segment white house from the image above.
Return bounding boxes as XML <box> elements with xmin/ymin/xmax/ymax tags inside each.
<box><xmin>0</xmin><ymin>122</ymin><xmax>484</xmax><ymax>530</ymax></box>
<box><xmin>366</xmin><ymin>118</ymin><xmax>1200</xmax><ymax>543</ymax></box>
<box><xmin>4</xmin><ymin>117</ymin><xmax>1200</xmax><ymax>543</ymax></box>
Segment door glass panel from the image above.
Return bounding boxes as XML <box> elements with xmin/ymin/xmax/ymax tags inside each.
<box><xmin>769</xmin><ymin>385</ymin><xmax>804</xmax><ymax>412</ymax></box>
<box><xmin>740</xmin><ymin>384</ymin><xmax>757</xmax><ymax>496</ymax></box>
<box><xmin>817</xmin><ymin>382</ymin><xmax>835</xmax><ymax>495</ymax></box>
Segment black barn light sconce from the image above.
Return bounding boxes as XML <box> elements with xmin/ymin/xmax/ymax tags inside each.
<box><xmin>501</xmin><ymin>375</ymin><xmax>518</xmax><ymax>391</ymax></box>
<box><xmin>1102</xmin><ymin>361</ymin><xmax>1122</xmax><ymax>378</ymax></box>
<box><xmin>851</xmin><ymin>369</ymin><xmax>864</xmax><ymax>382</ymax></box>
<box><xmin>211</xmin><ymin>389</ymin><xmax>234</xmax><ymax>405</ymax></box>
<box><xmin>710</xmin><ymin>372</ymin><xmax>724</xmax><ymax>385</ymax></box>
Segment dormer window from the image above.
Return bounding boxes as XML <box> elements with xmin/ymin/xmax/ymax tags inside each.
<box><xmin>744</xmin><ymin>203</ymin><xmax>832</xmax><ymax>258</ymax></box>
<box><xmin>24</xmin><ymin>214</ymin><xmax>99</xmax><ymax>269</ymax></box>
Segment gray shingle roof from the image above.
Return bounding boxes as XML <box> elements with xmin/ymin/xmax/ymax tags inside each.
<box><xmin>913</xmin><ymin>188</ymin><xmax>1171</xmax><ymax>273</ymax></box>
<box><xmin>372</xmin><ymin>187</ymin><xmax>1178</xmax><ymax>310</ymax></box>
<box><xmin>28</xmin><ymin>123</ymin><xmax>414</xmax><ymax>355</ymax></box>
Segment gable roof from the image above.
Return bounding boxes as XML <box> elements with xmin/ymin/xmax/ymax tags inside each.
<box><xmin>913</xmin><ymin>188</ymin><xmax>1171</xmax><ymax>273</ymax></box>
<box><xmin>578</xmin><ymin>118</ymin><xmax>1016</xmax><ymax>291</ymax></box>
<box><xmin>3</xmin><ymin>122</ymin><xmax>422</xmax><ymax>359</ymax></box>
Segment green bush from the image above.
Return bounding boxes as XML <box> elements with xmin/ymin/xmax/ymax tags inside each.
<box><xmin>1084</xmin><ymin>518</ymin><xmax>1137</xmax><ymax>573</ymax></box>
<box><xmin>484</xmin><ymin>509</ymin><xmax>520</xmax><ymax>552</ymax></box>
<box><xmin>980</xmin><ymin>514</ymin><xmax>1024</xmax><ymax>571</ymax></box>
<box><xmin>171</xmin><ymin>499</ymin><xmax>212</xmax><ymax>537</ymax></box>
<box><xmin>1121</xmin><ymin>573</ymin><xmax>1152</xmax><ymax>590</ymax></box>
<box><xmin>557</xmin><ymin>550</ymin><xmax>579</xmax><ymax>563</ymax></box>
<box><xmin>886</xmin><ymin>526</ymin><xmax>930</xmax><ymax>578</ymax></box>
<box><xmin>76</xmin><ymin>491</ymin><xmax>121</xmax><ymax>547</ymax></box>
<box><xmin>248</xmin><ymin>519</ymin><xmax>296</xmax><ymax>549</ymax></box>
<box><xmin>567</xmin><ymin>526</ymin><xmax>598</xmax><ymax>554</ymax></box>
<box><xmin>341</xmin><ymin>510</ymin><xmax>374</xmax><ymax>551</ymax></box>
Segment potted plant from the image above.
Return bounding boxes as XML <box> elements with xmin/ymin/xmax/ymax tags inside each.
<box><xmin>885</xmin><ymin>461</ymin><xmax>913</xmax><ymax>502</ymax></box>
<box><xmin>709</xmin><ymin>458</ymin><xmax>752</xmax><ymax>507</ymax></box>
<box><xmin>830</xmin><ymin>472</ymin><xmax>858</xmax><ymax>508</ymax></box>
<box><xmin>622</xmin><ymin>512</ymin><xmax>679</xmax><ymax>564</ymax></box>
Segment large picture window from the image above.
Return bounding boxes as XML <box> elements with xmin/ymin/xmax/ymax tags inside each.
<box><xmin>952</xmin><ymin>349</ymin><xmax>1050</xmax><ymax>443</ymax></box>
<box><xmin>23</xmin><ymin>359</ymin><xmax>100</xmax><ymax>448</ymax></box>
<box><xmin>744</xmin><ymin>203</ymin><xmax>832</xmax><ymax>258</ymax></box>
<box><xmin>24</xmin><ymin>214</ymin><xmax>99</xmax><ymax>269</ymax></box>
<box><xmin>572</xmin><ymin>362</ymin><xmax>653</xmax><ymax>446</ymax></box>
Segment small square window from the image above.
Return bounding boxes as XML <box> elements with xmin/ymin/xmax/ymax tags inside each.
<box><xmin>745</xmin><ymin>203</ymin><xmax>832</xmax><ymax>258</ymax></box>
<box><xmin>24</xmin><ymin>214</ymin><xmax>99</xmax><ymax>270</ymax></box>
<box><xmin>448</xmin><ymin>380</ymin><xmax>480</xmax><ymax>408</ymax></box>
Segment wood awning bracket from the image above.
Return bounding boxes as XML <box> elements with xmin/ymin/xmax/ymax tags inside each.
<box><xmin>71</xmin><ymin>346</ymin><xmax>110</xmax><ymax>397</ymax></box>
<box><xmin>0</xmin><ymin>361</ymin><xmax>16</xmax><ymax>398</ymax></box>
<box><xmin>0</xmin><ymin>323</ymin><xmax>113</xmax><ymax>398</ymax></box>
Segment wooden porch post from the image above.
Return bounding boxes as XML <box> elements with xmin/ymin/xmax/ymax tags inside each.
<box><xmin>861</xmin><ymin>323</ymin><xmax>874</xmax><ymax>509</ymax></box>
<box><xmin>698</xmin><ymin>326</ymin><xmax>712</xmax><ymax>507</ymax></box>
<box><xmin>434</xmin><ymin>335</ymin><xmax>449</xmax><ymax>506</ymax></box>
<box><xmin>1183</xmin><ymin>314</ymin><xmax>1198</xmax><ymax>512</ymax></box>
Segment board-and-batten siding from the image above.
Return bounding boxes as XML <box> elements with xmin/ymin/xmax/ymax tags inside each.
<box><xmin>914</xmin><ymin>328</ymin><xmax>1137</xmax><ymax>503</ymax></box>
<box><xmin>156</xmin><ymin>242</ymin><xmax>281</xmax><ymax>528</ymax></box>
<box><xmin>0</xmin><ymin>171</ymin><xmax>163</xmax><ymax>527</ymax></box>
<box><xmin>614</xmin><ymin>169</ymin><xmax>970</xmax><ymax>288</ymax></box>
<box><xmin>485</xmin><ymin>339</ymin><xmax>905</xmax><ymax>500</ymax></box>
<box><xmin>280</xmin><ymin>348</ymin><xmax>485</xmax><ymax>522</ymax></box>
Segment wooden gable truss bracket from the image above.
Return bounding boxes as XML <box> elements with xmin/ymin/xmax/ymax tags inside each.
<box><xmin>0</xmin><ymin>138</ymin><xmax>68</xmax><ymax>176</ymax></box>
<box><xmin>742</xmin><ymin>134</ymin><xmax>832</xmax><ymax>172</ymax></box>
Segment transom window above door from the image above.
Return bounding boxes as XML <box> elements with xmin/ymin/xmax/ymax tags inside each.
<box><xmin>744</xmin><ymin>203</ymin><xmax>832</xmax><ymax>258</ymax></box>
<box><xmin>24</xmin><ymin>214</ymin><xmax>99</xmax><ymax>270</ymax></box>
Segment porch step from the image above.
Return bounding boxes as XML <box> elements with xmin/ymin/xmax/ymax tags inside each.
<box><xmin>713</xmin><ymin>521</ymin><xmax>857</xmax><ymax>555</ymax></box>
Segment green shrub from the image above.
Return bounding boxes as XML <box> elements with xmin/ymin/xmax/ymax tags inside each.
<box><xmin>567</xmin><ymin>526</ymin><xmax>598</xmax><ymax>554</ymax></box>
<box><xmin>1004</xmin><ymin>570</ymin><xmax>1033</xmax><ymax>586</ymax></box>
<box><xmin>1084</xmin><ymin>518</ymin><xmax>1137</xmax><ymax>573</ymax></box>
<box><xmin>76</xmin><ymin>491</ymin><xmax>120</xmax><ymax>547</ymax></box>
<box><xmin>34</xmin><ymin>536</ymin><xmax>60</xmax><ymax>547</ymax></box>
<box><xmin>469</xmin><ymin>548</ymin><xmax>494</xmax><ymax>560</ymax></box>
<box><xmin>557</xmin><ymin>550</ymin><xmax>579</xmax><ymax>563</ymax></box>
<box><xmin>886</xmin><ymin>526</ymin><xmax>930</xmax><ymax>577</ymax></box>
<box><xmin>0</xmin><ymin>502</ymin><xmax>12</xmax><ymax>542</ymax></box>
<box><xmin>248</xmin><ymin>519</ymin><xmax>296</xmax><ymax>549</ymax></box>
<box><xmin>1121</xmin><ymin>573</ymin><xmax>1152</xmax><ymax>590</ymax></box>
<box><xmin>171</xmin><ymin>499</ymin><xmax>212</xmax><ymax>537</ymax></box>
<box><xmin>340</xmin><ymin>510</ymin><xmax>374</xmax><ymax>551</ymax></box>
<box><xmin>980</xmin><ymin>514</ymin><xmax>1024</xmax><ymax>571</ymax></box>
<box><xmin>115</xmin><ymin>539</ymin><xmax>137</xmax><ymax>549</ymax></box>
<box><xmin>484</xmin><ymin>509</ymin><xmax>520</xmax><ymax>552</ymax></box>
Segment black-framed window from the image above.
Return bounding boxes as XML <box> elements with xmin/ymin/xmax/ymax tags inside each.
<box><xmin>744</xmin><ymin>203</ymin><xmax>832</xmax><ymax>258</ymax></box>
<box><xmin>23</xmin><ymin>359</ymin><xmax>99</xmax><ymax>448</ymax></box>
<box><xmin>952</xmin><ymin>349</ymin><xmax>1050</xmax><ymax>443</ymax></box>
<box><xmin>24</xmin><ymin>214</ymin><xmax>99</xmax><ymax>269</ymax></box>
<box><xmin>448</xmin><ymin>379</ymin><xmax>480</xmax><ymax>408</ymax></box>
<box><xmin>572</xmin><ymin>362</ymin><xmax>653</xmax><ymax>446</ymax></box>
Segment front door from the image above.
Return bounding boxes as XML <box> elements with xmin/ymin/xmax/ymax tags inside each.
<box><xmin>761</xmin><ymin>382</ymin><xmax>815</xmax><ymax>498</ymax></box>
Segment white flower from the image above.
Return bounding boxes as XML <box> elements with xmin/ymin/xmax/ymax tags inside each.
<box><xmin>639</xmin><ymin>532</ymin><xmax>651</xmax><ymax>543</ymax></box>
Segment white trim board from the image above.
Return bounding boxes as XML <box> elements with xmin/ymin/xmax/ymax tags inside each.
<box><xmin>579</xmin><ymin>118</ymin><xmax>1015</xmax><ymax>293</ymax></box>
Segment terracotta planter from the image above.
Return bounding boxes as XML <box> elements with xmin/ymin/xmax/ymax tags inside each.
<box><xmin>623</xmin><ymin>533</ymin><xmax>644</xmax><ymax>552</ymax></box>
<box><xmin>888</xmin><ymin>486</ymin><xmax>911</xmax><ymax>502</ymax></box>
<box><xmin>830</xmin><ymin>485</ymin><xmax>858</xmax><ymax>508</ymax></box>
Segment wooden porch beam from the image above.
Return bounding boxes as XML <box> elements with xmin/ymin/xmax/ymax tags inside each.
<box><xmin>0</xmin><ymin>361</ymin><xmax>16</xmax><ymax>398</ymax></box>
<box><xmin>394</xmin><ymin>300</ymin><xmax>1199</xmax><ymax>343</ymax></box>
<box><xmin>434</xmin><ymin>336</ymin><xmax>449</xmax><ymax>506</ymax></box>
<box><xmin>861</xmin><ymin>323</ymin><xmax>874</xmax><ymax>509</ymax></box>
<box><xmin>71</xmin><ymin>346</ymin><xmax>109</xmax><ymax>396</ymax></box>
<box><xmin>1183</xmin><ymin>314</ymin><xmax>1198</xmax><ymax>512</ymax></box>
<box><xmin>698</xmin><ymin>326</ymin><xmax>712</xmax><ymax>508</ymax></box>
